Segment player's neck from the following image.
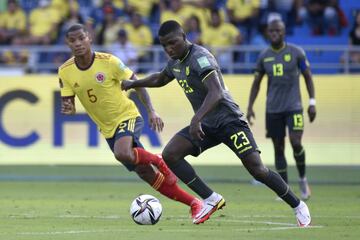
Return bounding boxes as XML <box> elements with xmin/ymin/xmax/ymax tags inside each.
<box><xmin>271</xmin><ymin>42</ymin><xmax>286</xmax><ymax>51</ymax></box>
<box><xmin>75</xmin><ymin>51</ymin><xmax>95</xmax><ymax>70</ymax></box>
<box><xmin>179</xmin><ymin>42</ymin><xmax>192</xmax><ymax>62</ymax></box>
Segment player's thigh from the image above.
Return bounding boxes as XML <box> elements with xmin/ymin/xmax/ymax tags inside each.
<box><xmin>162</xmin><ymin>126</ymin><xmax>220</xmax><ymax>163</ymax></box>
<box><xmin>266</xmin><ymin>112</ymin><xmax>287</xmax><ymax>138</ymax></box>
<box><xmin>286</xmin><ymin>111</ymin><xmax>304</xmax><ymax>145</ymax></box>
<box><xmin>220</xmin><ymin>120</ymin><xmax>260</xmax><ymax>160</ymax></box>
<box><xmin>106</xmin><ymin>117</ymin><xmax>144</xmax><ymax>171</ymax></box>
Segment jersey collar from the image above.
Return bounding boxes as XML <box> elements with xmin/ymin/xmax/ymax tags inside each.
<box><xmin>75</xmin><ymin>52</ymin><xmax>95</xmax><ymax>71</ymax></box>
<box><xmin>179</xmin><ymin>44</ymin><xmax>193</xmax><ymax>62</ymax></box>
<box><xmin>271</xmin><ymin>42</ymin><xmax>286</xmax><ymax>53</ymax></box>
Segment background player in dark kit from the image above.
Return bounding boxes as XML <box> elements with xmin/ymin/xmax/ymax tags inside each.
<box><xmin>247</xmin><ymin>19</ymin><xmax>316</xmax><ymax>200</ymax></box>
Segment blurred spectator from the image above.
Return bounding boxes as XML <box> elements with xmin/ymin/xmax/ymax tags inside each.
<box><xmin>110</xmin><ymin>29</ymin><xmax>139</xmax><ymax>72</ymax></box>
<box><xmin>268</xmin><ymin>0</ymin><xmax>299</xmax><ymax>34</ymax></box>
<box><xmin>299</xmin><ymin>0</ymin><xmax>347</xmax><ymax>35</ymax></box>
<box><xmin>0</xmin><ymin>49</ymin><xmax>28</xmax><ymax>65</ymax></box>
<box><xmin>160</xmin><ymin>0</ymin><xmax>197</xmax><ymax>26</ymax></box>
<box><xmin>0</xmin><ymin>0</ymin><xmax>26</xmax><ymax>45</ymax></box>
<box><xmin>26</xmin><ymin>0</ymin><xmax>62</xmax><ymax>45</ymax></box>
<box><xmin>57</xmin><ymin>2</ymin><xmax>84</xmax><ymax>44</ymax></box>
<box><xmin>98</xmin><ymin>7</ymin><xmax>123</xmax><ymax>45</ymax></box>
<box><xmin>349</xmin><ymin>11</ymin><xmax>360</xmax><ymax>65</ymax></box>
<box><xmin>123</xmin><ymin>12</ymin><xmax>153</xmax><ymax>57</ymax></box>
<box><xmin>124</xmin><ymin>0</ymin><xmax>159</xmax><ymax>23</ymax></box>
<box><xmin>86</xmin><ymin>0</ymin><xmax>124</xmax><ymax>39</ymax></box>
<box><xmin>51</xmin><ymin>0</ymin><xmax>79</xmax><ymax>22</ymax></box>
<box><xmin>187</xmin><ymin>0</ymin><xmax>226</xmax><ymax>30</ymax></box>
<box><xmin>201</xmin><ymin>9</ymin><xmax>242</xmax><ymax>66</ymax></box>
<box><xmin>226</xmin><ymin>0</ymin><xmax>260</xmax><ymax>43</ymax></box>
<box><xmin>184</xmin><ymin>15</ymin><xmax>202</xmax><ymax>44</ymax></box>
<box><xmin>123</xmin><ymin>12</ymin><xmax>153</xmax><ymax>72</ymax></box>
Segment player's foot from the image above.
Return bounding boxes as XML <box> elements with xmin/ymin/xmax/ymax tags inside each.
<box><xmin>190</xmin><ymin>198</ymin><xmax>203</xmax><ymax>219</ymax></box>
<box><xmin>193</xmin><ymin>192</ymin><xmax>226</xmax><ymax>224</ymax></box>
<box><xmin>294</xmin><ymin>200</ymin><xmax>311</xmax><ymax>227</ymax></box>
<box><xmin>155</xmin><ymin>154</ymin><xmax>177</xmax><ymax>185</ymax></box>
<box><xmin>299</xmin><ymin>177</ymin><xmax>311</xmax><ymax>201</ymax></box>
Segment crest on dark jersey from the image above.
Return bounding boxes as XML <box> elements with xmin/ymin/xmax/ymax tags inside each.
<box><xmin>284</xmin><ymin>54</ymin><xmax>292</xmax><ymax>62</ymax></box>
<box><xmin>95</xmin><ymin>72</ymin><xmax>106</xmax><ymax>83</ymax></box>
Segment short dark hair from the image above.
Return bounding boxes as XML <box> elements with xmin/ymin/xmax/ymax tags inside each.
<box><xmin>158</xmin><ymin>20</ymin><xmax>183</xmax><ymax>37</ymax></box>
<box><xmin>65</xmin><ymin>23</ymin><xmax>87</xmax><ymax>37</ymax></box>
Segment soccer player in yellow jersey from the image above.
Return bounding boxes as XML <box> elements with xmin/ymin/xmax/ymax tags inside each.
<box><xmin>58</xmin><ymin>24</ymin><xmax>202</xmax><ymax>222</ymax></box>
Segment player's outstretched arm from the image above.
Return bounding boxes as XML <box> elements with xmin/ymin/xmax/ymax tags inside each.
<box><xmin>130</xmin><ymin>74</ymin><xmax>164</xmax><ymax>132</ymax></box>
<box><xmin>302</xmin><ymin>69</ymin><xmax>316</xmax><ymax>122</ymax></box>
<box><xmin>246</xmin><ymin>72</ymin><xmax>264</xmax><ymax>125</ymax></box>
<box><xmin>121</xmin><ymin>72</ymin><xmax>173</xmax><ymax>91</ymax></box>
<box><xmin>61</xmin><ymin>96</ymin><xmax>76</xmax><ymax>115</ymax></box>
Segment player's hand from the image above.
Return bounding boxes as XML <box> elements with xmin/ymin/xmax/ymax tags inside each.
<box><xmin>190</xmin><ymin>118</ymin><xmax>205</xmax><ymax>141</ymax></box>
<box><xmin>246</xmin><ymin>108</ymin><xmax>255</xmax><ymax>126</ymax></box>
<box><xmin>148</xmin><ymin>111</ymin><xmax>164</xmax><ymax>132</ymax></box>
<box><xmin>307</xmin><ymin>105</ymin><xmax>316</xmax><ymax>122</ymax></box>
<box><xmin>61</xmin><ymin>98</ymin><xmax>76</xmax><ymax>115</ymax></box>
<box><xmin>121</xmin><ymin>80</ymin><xmax>135</xmax><ymax>91</ymax></box>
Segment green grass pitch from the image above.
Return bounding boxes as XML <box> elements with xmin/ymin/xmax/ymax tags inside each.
<box><xmin>0</xmin><ymin>165</ymin><xmax>359</xmax><ymax>240</ymax></box>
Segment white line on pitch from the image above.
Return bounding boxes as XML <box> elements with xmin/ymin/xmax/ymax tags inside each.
<box><xmin>14</xmin><ymin>225</ymin><xmax>323</xmax><ymax>236</ymax></box>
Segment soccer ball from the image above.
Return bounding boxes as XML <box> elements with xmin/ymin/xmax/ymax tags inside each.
<box><xmin>130</xmin><ymin>194</ymin><xmax>162</xmax><ymax>225</ymax></box>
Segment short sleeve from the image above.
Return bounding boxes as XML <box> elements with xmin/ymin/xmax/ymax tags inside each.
<box><xmin>296</xmin><ymin>46</ymin><xmax>310</xmax><ymax>72</ymax></box>
<box><xmin>192</xmin><ymin>53</ymin><xmax>218</xmax><ymax>80</ymax></box>
<box><xmin>58</xmin><ymin>69</ymin><xmax>74</xmax><ymax>97</ymax></box>
<box><xmin>110</xmin><ymin>55</ymin><xmax>134</xmax><ymax>81</ymax></box>
<box><xmin>254</xmin><ymin>50</ymin><xmax>266</xmax><ymax>75</ymax></box>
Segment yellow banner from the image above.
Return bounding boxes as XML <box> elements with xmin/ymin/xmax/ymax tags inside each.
<box><xmin>0</xmin><ymin>75</ymin><xmax>359</xmax><ymax>165</ymax></box>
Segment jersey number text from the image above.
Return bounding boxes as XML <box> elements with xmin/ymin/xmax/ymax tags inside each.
<box><xmin>178</xmin><ymin>79</ymin><xmax>194</xmax><ymax>94</ymax></box>
<box><xmin>272</xmin><ymin>63</ymin><xmax>284</xmax><ymax>76</ymax></box>
<box><xmin>87</xmin><ymin>89</ymin><xmax>98</xmax><ymax>103</ymax></box>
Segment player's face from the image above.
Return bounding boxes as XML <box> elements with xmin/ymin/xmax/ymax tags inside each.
<box><xmin>159</xmin><ymin>32</ymin><xmax>187</xmax><ymax>60</ymax></box>
<box><xmin>267</xmin><ymin>22</ymin><xmax>285</xmax><ymax>46</ymax></box>
<box><xmin>66</xmin><ymin>29</ymin><xmax>92</xmax><ymax>57</ymax></box>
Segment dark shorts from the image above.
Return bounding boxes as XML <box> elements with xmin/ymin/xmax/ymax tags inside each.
<box><xmin>106</xmin><ymin>117</ymin><xmax>144</xmax><ymax>171</ymax></box>
<box><xmin>177</xmin><ymin>120</ymin><xmax>260</xmax><ymax>160</ymax></box>
<box><xmin>266</xmin><ymin>110</ymin><xmax>304</xmax><ymax>138</ymax></box>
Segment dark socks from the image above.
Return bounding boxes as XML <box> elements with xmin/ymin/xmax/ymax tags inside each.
<box><xmin>262</xmin><ymin>170</ymin><xmax>300</xmax><ymax>208</ymax></box>
<box><xmin>168</xmin><ymin>159</ymin><xmax>213</xmax><ymax>199</ymax></box>
<box><xmin>294</xmin><ymin>148</ymin><xmax>306</xmax><ymax>178</ymax></box>
<box><xmin>275</xmin><ymin>154</ymin><xmax>288</xmax><ymax>183</ymax></box>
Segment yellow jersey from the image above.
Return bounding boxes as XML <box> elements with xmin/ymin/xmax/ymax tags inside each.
<box><xmin>58</xmin><ymin>52</ymin><xmax>140</xmax><ymax>138</ymax></box>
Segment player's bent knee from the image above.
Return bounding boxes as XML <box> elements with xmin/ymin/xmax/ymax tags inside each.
<box><xmin>114</xmin><ymin>151</ymin><xmax>134</xmax><ymax>165</ymax></box>
<box><xmin>161</xmin><ymin>148</ymin><xmax>179</xmax><ymax>165</ymax></box>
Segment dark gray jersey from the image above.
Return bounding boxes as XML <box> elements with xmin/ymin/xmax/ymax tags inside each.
<box><xmin>255</xmin><ymin>43</ymin><xmax>310</xmax><ymax>113</ymax></box>
<box><xmin>162</xmin><ymin>44</ymin><xmax>245</xmax><ymax>128</ymax></box>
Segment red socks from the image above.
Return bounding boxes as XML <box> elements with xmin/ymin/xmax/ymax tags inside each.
<box><xmin>152</xmin><ymin>172</ymin><xmax>195</xmax><ymax>206</ymax></box>
<box><xmin>134</xmin><ymin>148</ymin><xmax>194</xmax><ymax>206</ymax></box>
<box><xmin>133</xmin><ymin>147</ymin><xmax>160</xmax><ymax>165</ymax></box>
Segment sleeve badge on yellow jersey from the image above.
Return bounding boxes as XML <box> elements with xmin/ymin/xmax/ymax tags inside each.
<box><xmin>95</xmin><ymin>72</ymin><xmax>106</xmax><ymax>83</ymax></box>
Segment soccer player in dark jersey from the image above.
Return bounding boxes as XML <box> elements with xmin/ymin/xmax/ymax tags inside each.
<box><xmin>59</xmin><ymin>23</ymin><xmax>203</xmax><ymax>222</ymax></box>
<box><xmin>122</xmin><ymin>20</ymin><xmax>312</xmax><ymax>227</ymax></box>
<box><xmin>247</xmin><ymin>19</ymin><xmax>316</xmax><ymax>201</ymax></box>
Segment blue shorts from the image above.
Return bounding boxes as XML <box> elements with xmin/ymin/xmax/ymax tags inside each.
<box><xmin>266</xmin><ymin>110</ymin><xmax>304</xmax><ymax>138</ymax></box>
<box><xmin>106</xmin><ymin>117</ymin><xmax>144</xmax><ymax>171</ymax></box>
<box><xmin>177</xmin><ymin>120</ymin><xmax>260</xmax><ymax>160</ymax></box>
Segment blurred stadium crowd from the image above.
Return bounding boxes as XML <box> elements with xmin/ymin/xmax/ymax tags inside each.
<box><xmin>0</xmin><ymin>0</ymin><xmax>359</xmax><ymax>73</ymax></box>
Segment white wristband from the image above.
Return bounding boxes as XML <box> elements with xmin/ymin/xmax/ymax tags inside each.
<box><xmin>309</xmin><ymin>98</ymin><xmax>316</xmax><ymax>106</ymax></box>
